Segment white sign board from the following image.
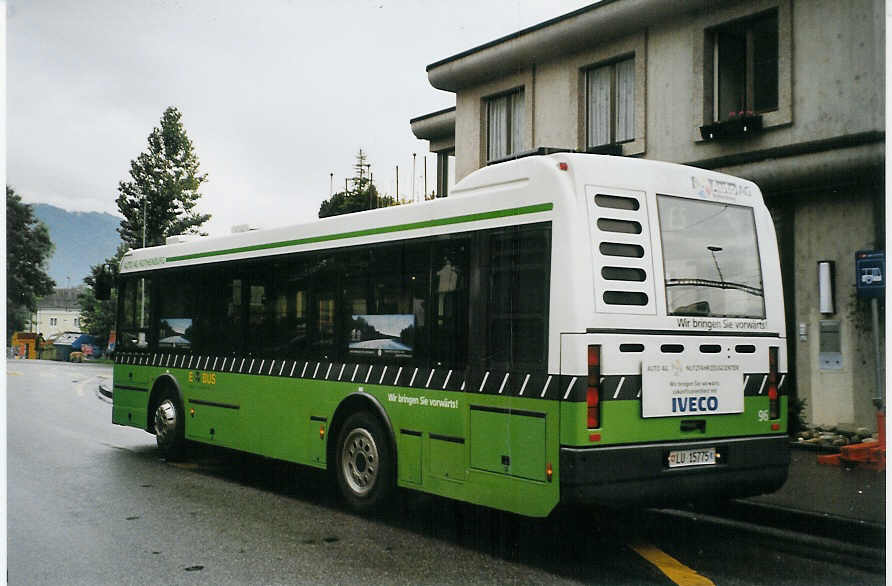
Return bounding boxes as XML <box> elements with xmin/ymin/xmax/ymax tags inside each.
<box><xmin>641</xmin><ymin>358</ymin><xmax>743</xmax><ymax>418</ymax></box>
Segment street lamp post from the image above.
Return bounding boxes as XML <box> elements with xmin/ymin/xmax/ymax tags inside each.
<box><xmin>707</xmin><ymin>245</ymin><xmax>724</xmax><ymax>284</ymax></box>
<box><xmin>140</xmin><ymin>197</ymin><xmax>147</xmax><ymax>329</ymax></box>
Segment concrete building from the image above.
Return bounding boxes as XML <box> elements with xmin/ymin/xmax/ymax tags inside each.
<box><xmin>412</xmin><ymin>0</ymin><xmax>884</xmax><ymax>430</ymax></box>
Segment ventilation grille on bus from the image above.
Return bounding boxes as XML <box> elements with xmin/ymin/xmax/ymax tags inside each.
<box><xmin>588</xmin><ymin>186</ymin><xmax>655</xmax><ymax>315</ymax></box>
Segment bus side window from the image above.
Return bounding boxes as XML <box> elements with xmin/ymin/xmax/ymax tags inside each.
<box><xmin>369</xmin><ymin>244</ymin><xmax>403</xmax><ymax>315</ymax></box>
<box><xmin>287</xmin><ymin>269</ymin><xmax>309</xmax><ymax>357</ymax></box>
<box><xmin>429</xmin><ymin>237</ymin><xmax>470</xmax><ymax>369</ymax></box>
<box><xmin>307</xmin><ymin>254</ymin><xmax>338</xmax><ymax>360</ymax></box>
<box><xmin>187</xmin><ymin>268</ymin><xmax>239</xmax><ymax>356</ymax></box>
<box><xmin>404</xmin><ymin>240</ymin><xmax>430</xmax><ymax>366</ymax></box>
<box><xmin>251</xmin><ymin>260</ymin><xmax>307</xmax><ymax>359</ymax></box>
<box><xmin>245</xmin><ymin>271</ymin><xmax>269</xmax><ymax>356</ymax></box>
<box><xmin>118</xmin><ymin>276</ymin><xmax>153</xmax><ymax>350</ymax></box>
<box><xmin>220</xmin><ymin>275</ymin><xmax>244</xmax><ymax>354</ymax></box>
<box><xmin>485</xmin><ymin>224</ymin><xmax>550</xmax><ymax>372</ymax></box>
<box><xmin>342</xmin><ymin>243</ymin><xmax>421</xmax><ymax>366</ymax></box>
<box><xmin>157</xmin><ymin>271</ymin><xmax>195</xmax><ymax>352</ymax></box>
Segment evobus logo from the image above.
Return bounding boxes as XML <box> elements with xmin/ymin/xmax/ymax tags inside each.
<box><xmin>691</xmin><ymin>176</ymin><xmax>752</xmax><ymax>200</ymax></box>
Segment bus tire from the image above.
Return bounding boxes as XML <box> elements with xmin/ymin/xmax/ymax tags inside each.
<box><xmin>335</xmin><ymin>411</ymin><xmax>394</xmax><ymax>512</ymax></box>
<box><xmin>153</xmin><ymin>389</ymin><xmax>186</xmax><ymax>461</ymax></box>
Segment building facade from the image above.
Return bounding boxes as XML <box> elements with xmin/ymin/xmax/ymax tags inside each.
<box><xmin>31</xmin><ymin>309</ymin><xmax>81</xmax><ymax>338</ymax></box>
<box><xmin>29</xmin><ymin>287</ymin><xmax>83</xmax><ymax>338</ymax></box>
<box><xmin>412</xmin><ymin>0</ymin><xmax>884</xmax><ymax>429</ymax></box>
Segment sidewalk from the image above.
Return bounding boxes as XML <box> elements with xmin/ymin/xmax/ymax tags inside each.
<box><xmin>745</xmin><ymin>446</ymin><xmax>885</xmax><ymax>526</ymax></box>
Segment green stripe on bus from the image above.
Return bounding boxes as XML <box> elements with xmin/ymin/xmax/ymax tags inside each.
<box><xmin>165</xmin><ymin>203</ymin><xmax>553</xmax><ymax>263</ymax></box>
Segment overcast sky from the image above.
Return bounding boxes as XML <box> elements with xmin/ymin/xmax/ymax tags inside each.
<box><xmin>9</xmin><ymin>0</ymin><xmax>593</xmax><ymax>236</ymax></box>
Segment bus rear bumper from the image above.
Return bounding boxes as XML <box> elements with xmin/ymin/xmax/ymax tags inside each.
<box><xmin>560</xmin><ymin>435</ymin><xmax>789</xmax><ymax>507</ymax></box>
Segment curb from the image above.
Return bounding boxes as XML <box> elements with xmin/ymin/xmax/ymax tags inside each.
<box><xmin>98</xmin><ymin>383</ymin><xmax>113</xmax><ymax>399</ymax></box>
<box><xmin>788</xmin><ymin>441</ymin><xmax>841</xmax><ymax>454</ymax></box>
<box><xmin>653</xmin><ymin>506</ymin><xmax>885</xmax><ymax>573</ymax></box>
<box><xmin>732</xmin><ymin>498</ymin><xmax>886</xmax><ymax>533</ymax></box>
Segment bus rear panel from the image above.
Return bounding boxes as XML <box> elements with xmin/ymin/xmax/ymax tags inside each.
<box><xmin>553</xmin><ymin>155</ymin><xmax>788</xmax><ymax>506</ymax></box>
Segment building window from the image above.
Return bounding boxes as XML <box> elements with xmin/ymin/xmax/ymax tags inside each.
<box><xmin>486</xmin><ymin>89</ymin><xmax>524</xmax><ymax>161</ymax></box>
<box><xmin>711</xmin><ymin>10</ymin><xmax>778</xmax><ymax>121</ymax></box>
<box><xmin>586</xmin><ymin>57</ymin><xmax>635</xmax><ymax>147</ymax></box>
<box><xmin>49</xmin><ymin>317</ymin><xmax>58</xmax><ymax>326</ymax></box>
<box><xmin>74</xmin><ymin>318</ymin><xmax>79</xmax><ymax>327</ymax></box>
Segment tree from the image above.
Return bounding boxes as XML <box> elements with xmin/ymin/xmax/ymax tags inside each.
<box><xmin>319</xmin><ymin>150</ymin><xmax>399</xmax><ymax>218</ymax></box>
<box><xmin>78</xmin><ymin>243</ymin><xmax>128</xmax><ymax>346</ymax></box>
<box><xmin>116</xmin><ymin>106</ymin><xmax>210</xmax><ymax>248</ymax></box>
<box><xmin>6</xmin><ymin>186</ymin><xmax>56</xmax><ymax>336</ymax></box>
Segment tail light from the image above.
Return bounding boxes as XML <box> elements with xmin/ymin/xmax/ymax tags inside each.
<box><xmin>587</xmin><ymin>345</ymin><xmax>601</xmax><ymax>428</ymax></box>
<box><xmin>768</xmin><ymin>347</ymin><xmax>779</xmax><ymax>420</ymax></box>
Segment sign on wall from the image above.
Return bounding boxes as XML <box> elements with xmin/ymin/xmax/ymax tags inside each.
<box><xmin>855</xmin><ymin>250</ymin><xmax>884</xmax><ymax>299</ymax></box>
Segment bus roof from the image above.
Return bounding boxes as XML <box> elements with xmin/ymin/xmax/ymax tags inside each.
<box><xmin>119</xmin><ymin>154</ymin><xmax>761</xmax><ymax>274</ymax></box>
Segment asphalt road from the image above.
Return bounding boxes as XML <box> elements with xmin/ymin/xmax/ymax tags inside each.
<box><xmin>6</xmin><ymin>360</ymin><xmax>883</xmax><ymax>585</ymax></box>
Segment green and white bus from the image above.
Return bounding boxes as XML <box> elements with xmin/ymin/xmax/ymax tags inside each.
<box><xmin>111</xmin><ymin>153</ymin><xmax>789</xmax><ymax>517</ymax></box>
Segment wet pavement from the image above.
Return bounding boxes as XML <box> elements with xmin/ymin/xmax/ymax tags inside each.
<box><xmin>746</xmin><ymin>445</ymin><xmax>885</xmax><ymax>525</ymax></box>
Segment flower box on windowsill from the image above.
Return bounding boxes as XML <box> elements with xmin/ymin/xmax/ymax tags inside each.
<box><xmin>699</xmin><ymin>113</ymin><xmax>763</xmax><ymax>141</ymax></box>
<box><xmin>586</xmin><ymin>143</ymin><xmax>624</xmax><ymax>156</ymax></box>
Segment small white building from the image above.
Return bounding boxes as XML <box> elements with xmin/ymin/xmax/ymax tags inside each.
<box><xmin>29</xmin><ymin>288</ymin><xmax>83</xmax><ymax>338</ymax></box>
<box><xmin>32</xmin><ymin>309</ymin><xmax>81</xmax><ymax>338</ymax></box>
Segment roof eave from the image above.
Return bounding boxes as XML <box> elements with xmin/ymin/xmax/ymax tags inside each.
<box><xmin>427</xmin><ymin>0</ymin><xmax>709</xmax><ymax>92</ymax></box>
<box><xmin>410</xmin><ymin>107</ymin><xmax>456</xmax><ymax>141</ymax></box>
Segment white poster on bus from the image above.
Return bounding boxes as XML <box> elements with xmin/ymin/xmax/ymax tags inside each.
<box><xmin>641</xmin><ymin>357</ymin><xmax>744</xmax><ymax>418</ymax></box>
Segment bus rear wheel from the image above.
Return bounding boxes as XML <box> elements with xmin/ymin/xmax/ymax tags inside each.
<box><xmin>153</xmin><ymin>390</ymin><xmax>186</xmax><ymax>461</ymax></box>
<box><xmin>335</xmin><ymin>411</ymin><xmax>393</xmax><ymax>512</ymax></box>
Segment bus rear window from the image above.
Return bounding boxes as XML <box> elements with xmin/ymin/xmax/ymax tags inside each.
<box><xmin>657</xmin><ymin>195</ymin><xmax>765</xmax><ymax>319</ymax></box>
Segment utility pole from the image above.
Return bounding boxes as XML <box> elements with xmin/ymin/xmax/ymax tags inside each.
<box><xmin>330</xmin><ymin>172</ymin><xmax>334</xmax><ymax>196</ymax></box>
<box><xmin>424</xmin><ymin>156</ymin><xmax>427</xmax><ymax>201</ymax></box>
<box><xmin>412</xmin><ymin>153</ymin><xmax>417</xmax><ymax>204</ymax></box>
<box><xmin>395</xmin><ymin>165</ymin><xmax>399</xmax><ymax>203</ymax></box>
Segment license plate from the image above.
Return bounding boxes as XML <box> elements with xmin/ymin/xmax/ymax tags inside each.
<box><xmin>667</xmin><ymin>447</ymin><xmax>717</xmax><ymax>468</ymax></box>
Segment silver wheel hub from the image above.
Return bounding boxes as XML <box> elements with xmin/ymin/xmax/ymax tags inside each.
<box><xmin>341</xmin><ymin>428</ymin><xmax>379</xmax><ymax>496</ymax></box>
<box><xmin>154</xmin><ymin>399</ymin><xmax>177</xmax><ymax>445</ymax></box>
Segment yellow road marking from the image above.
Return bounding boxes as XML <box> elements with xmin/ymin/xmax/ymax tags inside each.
<box><xmin>630</xmin><ymin>543</ymin><xmax>714</xmax><ymax>586</ymax></box>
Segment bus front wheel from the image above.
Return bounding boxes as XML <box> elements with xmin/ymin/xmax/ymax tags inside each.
<box><xmin>335</xmin><ymin>411</ymin><xmax>394</xmax><ymax>512</ymax></box>
<box><xmin>153</xmin><ymin>390</ymin><xmax>186</xmax><ymax>460</ymax></box>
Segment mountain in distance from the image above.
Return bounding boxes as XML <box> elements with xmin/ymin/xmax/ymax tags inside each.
<box><xmin>31</xmin><ymin>204</ymin><xmax>122</xmax><ymax>287</ymax></box>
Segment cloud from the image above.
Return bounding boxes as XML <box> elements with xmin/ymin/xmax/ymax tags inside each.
<box><xmin>9</xmin><ymin>0</ymin><xmax>593</xmax><ymax>234</ymax></box>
